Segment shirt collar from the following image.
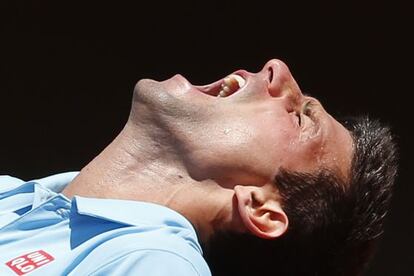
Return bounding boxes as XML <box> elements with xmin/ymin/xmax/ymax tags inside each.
<box><xmin>32</xmin><ymin>171</ymin><xmax>80</xmax><ymax>193</ymax></box>
<box><xmin>74</xmin><ymin>196</ymin><xmax>199</xmax><ymax>235</ymax></box>
<box><xmin>32</xmin><ymin>172</ymin><xmax>203</xmax><ymax>254</ymax></box>
<box><xmin>72</xmin><ymin>195</ymin><xmax>202</xmax><ymax>252</ymax></box>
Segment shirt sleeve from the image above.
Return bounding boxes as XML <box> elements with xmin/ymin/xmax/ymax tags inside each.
<box><xmin>89</xmin><ymin>250</ymin><xmax>203</xmax><ymax>276</ymax></box>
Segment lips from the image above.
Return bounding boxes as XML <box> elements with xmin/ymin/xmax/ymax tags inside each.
<box><xmin>193</xmin><ymin>70</ymin><xmax>250</xmax><ymax>98</ymax></box>
<box><xmin>193</xmin><ymin>78</ymin><xmax>224</xmax><ymax>96</ymax></box>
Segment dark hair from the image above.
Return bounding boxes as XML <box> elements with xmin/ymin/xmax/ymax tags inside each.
<box><xmin>204</xmin><ymin>116</ymin><xmax>398</xmax><ymax>276</ymax></box>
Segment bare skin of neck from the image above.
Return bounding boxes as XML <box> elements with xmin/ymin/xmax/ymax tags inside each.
<box><xmin>62</xmin><ymin>122</ymin><xmax>243</xmax><ymax>243</ymax></box>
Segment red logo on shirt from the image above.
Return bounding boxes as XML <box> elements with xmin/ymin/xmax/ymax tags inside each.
<box><xmin>5</xmin><ymin>250</ymin><xmax>54</xmax><ymax>275</ymax></box>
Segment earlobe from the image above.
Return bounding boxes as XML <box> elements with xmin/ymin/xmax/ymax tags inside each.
<box><xmin>234</xmin><ymin>185</ymin><xmax>288</xmax><ymax>239</ymax></box>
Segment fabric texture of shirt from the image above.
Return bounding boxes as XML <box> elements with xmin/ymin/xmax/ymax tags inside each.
<box><xmin>0</xmin><ymin>172</ymin><xmax>211</xmax><ymax>276</ymax></box>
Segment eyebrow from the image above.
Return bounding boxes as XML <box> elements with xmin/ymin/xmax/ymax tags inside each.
<box><xmin>304</xmin><ymin>96</ymin><xmax>325</xmax><ymax>139</ymax></box>
<box><xmin>302</xmin><ymin>93</ymin><xmax>324</xmax><ymax>110</ymax></box>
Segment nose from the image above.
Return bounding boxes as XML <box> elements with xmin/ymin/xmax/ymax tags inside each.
<box><xmin>262</xmin><ymin>59</ymin><xmax>303</xmax><ymax>101</ymax></box>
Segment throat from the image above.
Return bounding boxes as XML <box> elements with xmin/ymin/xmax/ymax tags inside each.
<box><xmin>60</xmin><ymin>124</ymin><xmax>234</xmax><ymax>245</ymax></box>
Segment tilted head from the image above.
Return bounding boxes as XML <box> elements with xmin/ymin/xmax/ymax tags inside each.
<box><xmin>127</xmin><ymin>59</ymin><xmax>398</xmax><ymax>275</ymax></box>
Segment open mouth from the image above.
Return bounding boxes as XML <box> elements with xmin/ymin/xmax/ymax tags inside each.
<box><xmin>194</xmin><ymin>73</ymin><xmax>247</xmax><ymax>98</ymax></box>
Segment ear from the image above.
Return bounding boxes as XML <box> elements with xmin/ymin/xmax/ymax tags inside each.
<box><xmin>234</xmin><ymin>185</ymin><xmax>288</xmax><ymax>239</ymax></box>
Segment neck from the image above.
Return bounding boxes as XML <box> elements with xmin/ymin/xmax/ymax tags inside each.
<box><xmin>62</xmin><ymin>122</ymin><xmax>238</xmax><ymax>242</ymax></box>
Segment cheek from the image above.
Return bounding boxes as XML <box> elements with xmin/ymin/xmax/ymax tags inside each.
<box><xmin>246</xmin><ymin>114</ymin><xmax>300</xmax><ymax>173</ymax></box>
<box><xmin>280</xmin><ymin>135</ymin><xmax>326</xmax><ymax>174</ymax></box>
<box><xmin>250</xmin><ymin>112</ymin><xmax>299</xmax><ymax>144</ymax></box>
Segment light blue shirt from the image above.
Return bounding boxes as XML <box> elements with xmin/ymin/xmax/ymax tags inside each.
<box><xmin>0</xmin><ymin>172</ymin><xmax>211</xmax><ymax>276</ymax></box>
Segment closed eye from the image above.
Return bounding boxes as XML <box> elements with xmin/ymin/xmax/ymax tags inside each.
<box><xmin>296</xmin><ymin>112</ymin><xmax>302</xmax><ymax>126</ymax></box>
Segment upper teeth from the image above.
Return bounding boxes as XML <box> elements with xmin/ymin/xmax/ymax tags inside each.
<box><xmin>217</xmin><ymin>74</ymin><xmax>246</xmax><ymax>97</ymax></box>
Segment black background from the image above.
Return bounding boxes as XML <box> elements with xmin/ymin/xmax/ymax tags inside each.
<box><xmin>0</xmin><ymin>1</ymin><xmax>412</xmax><ymax>275</ymax></box>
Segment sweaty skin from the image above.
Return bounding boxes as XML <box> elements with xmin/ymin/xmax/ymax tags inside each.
<box><xmin>63</xmin><ymin>59</ymin><xmax>354</xmax><ymax>243</ymax></box>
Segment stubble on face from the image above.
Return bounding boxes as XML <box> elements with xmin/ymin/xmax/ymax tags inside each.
<box><xmin>129</xmin><ymin>62</ymin><xmax>353</xmax><ymax>191</ymax></box>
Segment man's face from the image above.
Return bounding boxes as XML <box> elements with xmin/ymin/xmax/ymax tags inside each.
<box><xmin>130</xmin><ymin>59</ymin><xmax>353</xmax><ymax>187</ymax></box>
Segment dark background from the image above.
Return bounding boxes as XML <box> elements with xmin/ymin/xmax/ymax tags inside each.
<box><xmin>0</xmin><ymin>1</ymin><xmax>412</xmax><ymax>275</ymax></box>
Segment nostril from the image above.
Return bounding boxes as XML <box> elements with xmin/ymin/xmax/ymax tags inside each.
<box><xmin>268</xmin><ymin>67</ymin><xmax>274</xmax><ymax>83</ymax></box>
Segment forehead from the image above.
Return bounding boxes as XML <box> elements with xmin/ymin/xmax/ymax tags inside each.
<box><xmin>319</xmin><ymin>113</ymin><xmax>354</xmax><ymax>180</ymax></box>
<box><xmin>281</xmin><ymin>104</ymin><xmax>354</xmax><ymax>180</ymax></box>
<box><xmin>302</xmin><ymin>96</ymin><xmax>354</xmax><ymax>178</ymax></box>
